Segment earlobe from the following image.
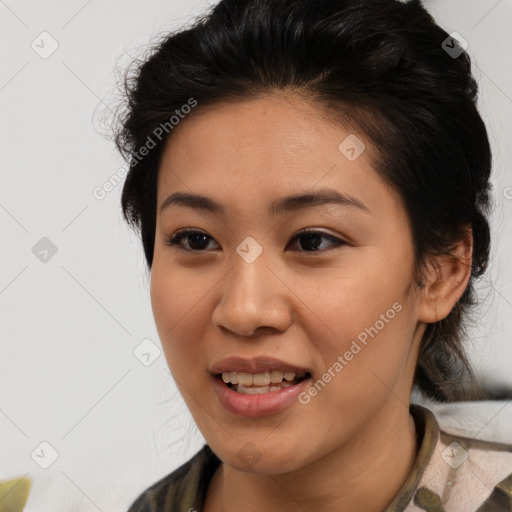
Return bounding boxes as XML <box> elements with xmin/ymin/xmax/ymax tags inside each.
<box><xmin>417</xmin><ymin>229</ymin><xmax>473</xmax><ymax>324</ymax></box>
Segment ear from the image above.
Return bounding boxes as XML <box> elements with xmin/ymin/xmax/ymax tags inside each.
<box><xmin>417</xmin><ymin>227</ymin><xmax>473</xmax><ymax>323</ymax></box>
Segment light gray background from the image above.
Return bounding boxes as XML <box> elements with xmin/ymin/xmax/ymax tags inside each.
<box><xmin>1</xmin><ymin>1</ymin><xmax>511</xmax><ymax>510</ymax></box>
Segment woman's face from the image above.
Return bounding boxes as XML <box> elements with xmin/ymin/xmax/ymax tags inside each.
<box><xmin>151</xmin><ymin>93</ymin><xmax>427</xmax><ymax>473</ymax></box>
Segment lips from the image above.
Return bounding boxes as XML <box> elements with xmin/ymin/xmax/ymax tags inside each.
<box><xmin>209</xmin><ymin>355</ymin><xmax>313</xmax><ymax>416</ymax></box>
<box><xmin>211</xmin><ymin>372</ymin><xmax>312</xmax><ymax>416</ymax></box>
<box><xmin>210</xmin><ymin>356</ymin><xmax>311</xmax><ymax>375</ymax></box>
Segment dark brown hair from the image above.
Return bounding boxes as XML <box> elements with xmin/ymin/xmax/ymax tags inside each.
<box><xmin>113</xmin><ymin>0</ymin><xmax>493</xmax><ymax>402</ymax></box>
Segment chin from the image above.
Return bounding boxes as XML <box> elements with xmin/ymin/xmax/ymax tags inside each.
<box><xmin>216</xmin><ymin>442</ymin><xmax>306</xmax><ymax>475</ymax></box>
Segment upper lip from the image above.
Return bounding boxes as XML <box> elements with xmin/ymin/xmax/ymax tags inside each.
<box><xmin>210</xmin><ymin>356</ymin><xmax>311</xmax><ymax>375</ymax></box>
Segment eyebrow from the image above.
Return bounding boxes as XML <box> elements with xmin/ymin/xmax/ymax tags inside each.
<box><xmin>159</xmin><ymin>188</ymin><xmax>370</xmax><ymax>216</ymax></box>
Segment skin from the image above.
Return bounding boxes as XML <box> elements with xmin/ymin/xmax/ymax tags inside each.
<box><xmin>150</xmin><ymin>92</ymin><xmax>473</xmax><ymax>512</ymax></box>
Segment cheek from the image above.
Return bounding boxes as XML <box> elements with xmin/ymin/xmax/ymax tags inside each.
<box><xmin>304</xmin><ymin>250</ymin><xmax>416</xmax><ymax>394</ymax></box>
<box><xmin>304</xmin><ymin>248</ymin><xmax>412</xmax><ymax>338</ymax></box>
<box><xmin>149</xmin><ymin>262</ymin><xmax>209</xmax><ymax>373</ymax></box>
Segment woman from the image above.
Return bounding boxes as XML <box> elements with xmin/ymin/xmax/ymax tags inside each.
<box><xmin>113</xmin><ymin>0</ymin><xmax>512</xmax><ymax>510</ymax></box>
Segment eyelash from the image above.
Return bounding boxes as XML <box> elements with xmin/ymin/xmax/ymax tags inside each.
<box><xmin>165</xmin><ymin>228</ymin><xmax>347</xmax><ymax>253</ymax></box>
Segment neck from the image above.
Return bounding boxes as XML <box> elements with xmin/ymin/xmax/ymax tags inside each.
<box><xmin>206</xmin><ymin>402</ymin><xmax>419</xmax><ymax>512</ymax></box>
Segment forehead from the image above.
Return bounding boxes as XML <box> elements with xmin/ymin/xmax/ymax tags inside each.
<box><xmin>160</xmin><ymin>93</ymin><xmax>370</xmax><ymax>165</ymax></box>
<box><xmin>156</xmin><ymin>93</ymin><xmax>400</xmax><ymax>218</ymax></box>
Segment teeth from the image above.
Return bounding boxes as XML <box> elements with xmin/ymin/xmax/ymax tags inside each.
<box><xmin>253</xmin><ymin>372</ymin><xmax>271</xmax><ymax>386</ymax></box>
<box><xmin>221</xmin><ymin>370</ymin><xmax>301</xmax><ymax>385</ymax></box>
<box><xmin>270</xmin><ymin>370</ymin><xmax>284</xmax><ymax>383</ymax></box>
<box><xmin>236</xmin><ymin>381</ymin><xmax>295</xmax><ymax>394</ymax></box>
<box><xmin>237</xmin><ymin>384</ymin><xmax>271</xmax><ymax>394</ymax></box>
<box><xmin>220</xmin><ymin>370</ymin><xmax>309</xmax><ymax>394</ymax></box>
<box><xmin>238</xmin><ymin>373</ymin><xmax>253</xmax><ymax>386</ymax></box>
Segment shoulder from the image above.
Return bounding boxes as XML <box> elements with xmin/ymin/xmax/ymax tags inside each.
<box><xmin>126</xmin><ymin>444</ymin><xmax>220</xmax><ymax>512</ymax></box>
<box><xmin>412</xmin><ymin>401</ymin><xmax>512</xmax><ymax>511</ymax></box>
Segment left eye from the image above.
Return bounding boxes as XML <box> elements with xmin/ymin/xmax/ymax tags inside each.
<box><xmin>288</xmin><ymin>230</ymin><xmax>346</xmax><ymax>252</ymax></box>
<box><xmin>165</xmin><ymin>229</ymin><xmax>346</xmax><ymax>253</ymax></box>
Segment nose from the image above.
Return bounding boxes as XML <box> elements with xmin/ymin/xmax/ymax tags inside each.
<box><xmin>211</xmin><ymin>251</ymin><xmax>293</xmax><ymax>337</ymax></box>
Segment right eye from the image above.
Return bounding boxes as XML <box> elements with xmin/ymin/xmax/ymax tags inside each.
<box><xmin>165</xmin><ymin>229</ymin><xmax>219</xmax><ymax>252</ymax></box>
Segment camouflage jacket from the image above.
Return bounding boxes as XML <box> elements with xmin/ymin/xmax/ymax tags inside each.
<box><xmin>127</xmin><ymin>404</ymin><xmax>512</xmax><ymax>511</ymax></box>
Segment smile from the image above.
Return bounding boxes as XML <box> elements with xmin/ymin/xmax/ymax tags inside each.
<box><xmin>220</xmin><ymin>371</ymin><xmax>310</xmax><ymax>394</ymax></box>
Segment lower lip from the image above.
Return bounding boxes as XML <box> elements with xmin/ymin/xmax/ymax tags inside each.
<box><xmin>212</xmin><ymin>374</ymin><xmax>311</xmax><ymax>417</ymax></box>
